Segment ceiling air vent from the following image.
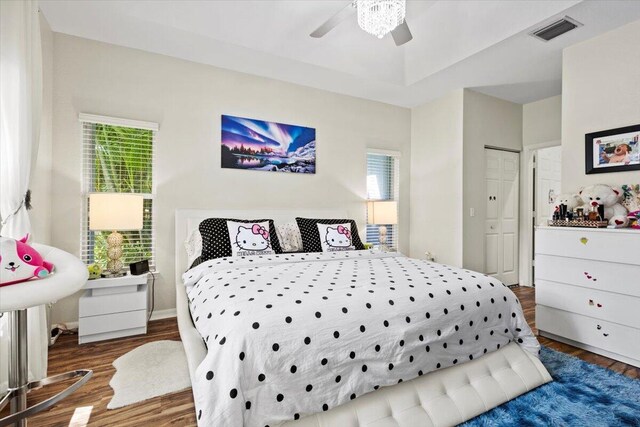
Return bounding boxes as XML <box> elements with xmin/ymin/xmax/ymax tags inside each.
<box><xmin>531</xmin><ymin>16</ymin><xmax>582</xmax><ymax>42</ymax></box>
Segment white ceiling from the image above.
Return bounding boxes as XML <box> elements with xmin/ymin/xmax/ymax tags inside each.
<box><xmin>40</xmin><ymin>0</ymin><xmax>640</xmax><ymax>107</ymax></box>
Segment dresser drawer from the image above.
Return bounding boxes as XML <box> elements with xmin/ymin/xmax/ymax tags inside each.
<box><xmin>536</xmin><ymin>280</ymin><xmax>640</xmax><ymax>328</ymax></box>
<box><xmin>79</xmin><ymin>284</ymin><xmax>147</xmax><ymax>317</ymax></box>
<box><xmin>535</xmin><ymin>228</ymin><xmax>640</xmax><ymax>265</ymax></box>
<box><xmin>535</xmin><ymin>255</ymin><xmax>640</xmax><ymax>297</ymax></box>
<box><xmin>537</xmin><ymin>305</ymin><xmax>640</xmax><ymax>361</ymax></box>
<box><xmin>79</xmin><ymin>310</ymin><xmax>147</xmax><ymax>336</ymax></box>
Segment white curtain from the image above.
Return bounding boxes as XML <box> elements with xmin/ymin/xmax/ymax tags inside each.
<box><xmin>0</xmin><ymin>0</ymin><xmax>48</xmax><ymax>392</ymax></box>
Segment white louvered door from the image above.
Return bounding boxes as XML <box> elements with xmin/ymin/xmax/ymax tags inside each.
<box><xmin>485</xmin><ymin>149</ymin><xmax>519</xmax><ymax>285</ymax></box>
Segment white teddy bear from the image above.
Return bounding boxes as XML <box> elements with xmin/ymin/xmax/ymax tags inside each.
<box><xmin>579</xmin><ymin>184</ymin><xmax>629</xmax><ymax>228</ymax></box>
<box><xmin>549</xmin><ymin>193</ymin><xmax>583</xmax><ymax>220</ymax></box>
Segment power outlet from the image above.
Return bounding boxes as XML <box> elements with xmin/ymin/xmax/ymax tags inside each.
<box><xmin>470</xmin><ymin>208</ymin><xmax>475</xmax><ymax>217</ymax></box>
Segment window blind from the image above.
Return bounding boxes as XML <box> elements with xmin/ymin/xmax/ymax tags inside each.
<box><xmin>366</xmin><ymin>152</ymin><xmax>400</xmax><ymax>249</ymax></box>
<box><xmin>80</xmin><ymin>115</ymin><xmax>157</xmax><ymax>269</ymax></box>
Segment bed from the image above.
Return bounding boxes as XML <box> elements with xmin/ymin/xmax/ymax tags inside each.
<box><xmin>175</xmin><ymin>209</ymin><xmax>551</xmax><ymax>427</ymax></box>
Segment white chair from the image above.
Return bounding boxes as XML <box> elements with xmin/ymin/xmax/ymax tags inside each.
<box><xmin>0</xmin><ymin>244</ymin><xmax>92</xmax><ymax>427</ymax></box>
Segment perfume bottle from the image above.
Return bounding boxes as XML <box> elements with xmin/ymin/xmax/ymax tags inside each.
<box><xmin>588</xmin><ymin>206</ymin><xmax>599</xmax><ymax>221</ymax></box>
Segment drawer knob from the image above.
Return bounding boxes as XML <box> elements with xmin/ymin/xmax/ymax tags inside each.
<box><xmin>580</xmin><ymin>237</ymin><xmax>588</xmax><ymax>245</ymax></box>
<box><xmin>603</xmin><ymin>333</ymin><xmax>609</xmax><ymax>337</ymax></box>
<box><xmin>597</xmin><ymin>303</ymin><xmax>603</xmax><ymax>308</ymax></box>
<box><xmin>596</xmin><ymin>325</ymin><xmax>602</xmax><ymax>330</ymax></box>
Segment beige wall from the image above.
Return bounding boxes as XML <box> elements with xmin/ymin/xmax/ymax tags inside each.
<box><xmin>48</xmin><ymin>34</ymin><xmax>411</xmax><ymax>324</ymax></box>
<box><xmin>30</xmin><ymin>14</ymin><xmax>53</xmax><ymax>244</ymax></box>
<box><xmin>409</xmin><ymin>89</ymin><xmax>523</xmax><ymax>272</ymax></box>
<box><xmin>562</xmin><ymin>19</ymin><xmax>640</xmax><ymax>192</ymax></box>
<box><xmin>410</xmin><ymin>90</ymin><xmax>464</xmax><ymax>266</ymax></box>
<box><xmin>523</xmin><ymin>95</ymin><xmax>561</xmax><ymax>147</ymax></box>
<box><xmin>462</xmin><ymin>90</ymin><xmax>522</xmax><ymax>273</ymax></box>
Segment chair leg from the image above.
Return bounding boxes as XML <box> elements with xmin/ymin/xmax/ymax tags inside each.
<box><xmin>0</xmin><ymin>310</ymin><xmax>92</xmax><ymax>427</ymax></box>
<box><xmin>0</xmin><ymin>370</ymin><xmax>92</xmax><ymax>427</ymax></box>
<box><xmin>8</xmin><ymin>310</ymin><xmax>28</xmax><ymax>427</ymax></box>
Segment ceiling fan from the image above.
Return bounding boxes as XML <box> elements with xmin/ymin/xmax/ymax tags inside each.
<box><xmin>310</xmin><ymin>0</ymin><xmax>413</xmax><ymax>46</ymax></box>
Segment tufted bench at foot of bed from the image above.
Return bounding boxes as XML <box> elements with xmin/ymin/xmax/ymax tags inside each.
<box><xmin>285</xmin><ymin>343</ymin><xmax>551</xmax><ymax>427</ymax></box>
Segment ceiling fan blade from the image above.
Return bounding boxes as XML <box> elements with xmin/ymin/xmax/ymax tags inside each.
<box><xmin>310</xmin><ymin>2</ymin><xmax>355</xmax><ymax>38</ymax></box>
<box><xmin>391</xmin><ymin>20</ymin><xmax>413</xmax><ymax>46</ymax></box>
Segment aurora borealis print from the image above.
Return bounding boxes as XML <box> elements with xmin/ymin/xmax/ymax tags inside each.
<box><xmin>221</xmin><ymin>115</ymin><xmax>316</xmax><ymax>173</ymax></box>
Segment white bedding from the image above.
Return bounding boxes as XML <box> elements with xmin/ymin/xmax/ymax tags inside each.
<box><xmin>183</xmin><ymin>250</ymin><xmax>539</xmax><ymax>427</ymax></box>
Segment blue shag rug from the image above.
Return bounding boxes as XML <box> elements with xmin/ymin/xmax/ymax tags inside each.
<box><xmin>462</xmin><ymin>346</ymin><xmax>640</xmax><ymax>426</ymax></box>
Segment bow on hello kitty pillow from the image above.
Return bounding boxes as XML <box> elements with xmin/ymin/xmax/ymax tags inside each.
<box><xmin>1</xmin><ymin>235</ymin><xmax>54</xmax><ymax>287</ymax></box>
<box><xmin>226</xmin><ymin>221</ymin><xmax>276</xmax><ymax>257</ymax></box>
<box><xmin>317</xmin><ymin>223</ymin><xmax>355</xmax><ymax>252</ymax></box>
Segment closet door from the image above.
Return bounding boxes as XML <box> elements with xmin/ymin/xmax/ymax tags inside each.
<box><xmin>485</xmin><ymin>149</ymin><xmax>520</xmax><ymax>285</ymax></box>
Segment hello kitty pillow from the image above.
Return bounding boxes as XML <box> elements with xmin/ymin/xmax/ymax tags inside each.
<box><xmin>227</xmin><ymin>221</ymin><xmax>275</xmax><ymax>257</ymax></box>
<box><xmin>317</xmin><ymin>223</ymin><xmax>355</xmax><ymax>252</ymax></box>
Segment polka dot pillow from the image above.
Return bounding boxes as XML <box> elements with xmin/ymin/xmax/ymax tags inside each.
<box><xmin>199</xmin><ymin>218</ymin><xmax>283</xmax><ymax>261</ymax></box>
<box><xmin>184</xmin><ymin>228</ymin><xmax>202</xmax><ymax>268</ymax></box>
<box><xmin>295</xmin><ymin>218</ymin><xmax>365</xmax><ymax>253</ymax></box>
<box><xmin>275</xmin><ymin>221</ymin><xmax>303</xmax><ymax>253</ymax></box>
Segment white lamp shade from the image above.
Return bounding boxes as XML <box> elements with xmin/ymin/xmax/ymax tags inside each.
<box><xmin>89</xmin><ymin>193</ymin><xmax>144</xmax><ymax>231</ymax></box>
<box><xmin>367</xmin><ymin>200</ymin><xmax>398</xmax><ymax>225</ymax></box>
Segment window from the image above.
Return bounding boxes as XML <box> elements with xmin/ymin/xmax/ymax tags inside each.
<box><xmin>366</xmin><ymin>151</ymin><xmax>400</xmax><ymax>249</ymax></box>
<box><xmin>80</xmin><ymin>114</ymin><xmax>157</xmax><ymax>269</ymax></box>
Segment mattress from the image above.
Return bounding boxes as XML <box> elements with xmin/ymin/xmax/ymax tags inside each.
<box><xmin>183</xmin><ymin>250</ymin><xmax>540</xmax><ymax>427</ymax></box>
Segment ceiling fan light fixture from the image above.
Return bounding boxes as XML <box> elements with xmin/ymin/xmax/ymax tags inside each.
<box><xmin>356</xmin><ymin>0</ymin><xmax>406</xmax><ymax>39</ymax></box>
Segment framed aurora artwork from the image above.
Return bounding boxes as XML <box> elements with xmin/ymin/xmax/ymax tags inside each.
<box><xmin>221</xmin><ymin>115</ymin><xmax>316</xmax><ymax>174</ymax></box>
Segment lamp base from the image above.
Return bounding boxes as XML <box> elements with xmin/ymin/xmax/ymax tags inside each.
<box><xmin>106</xmin><ymin>231</ymin><xmax>124</xmax><ymax>275</ymax></box>
<box><xmin>378</xmin><ymin>225</ymin><xmax>389</xmax><ymax>252</ymax></box>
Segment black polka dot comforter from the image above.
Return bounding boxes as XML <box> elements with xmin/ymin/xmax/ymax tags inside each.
<box><xmin>183</xmin><ymin>250</ymin><xmax>539</xmax><ymax>427</ymax></box>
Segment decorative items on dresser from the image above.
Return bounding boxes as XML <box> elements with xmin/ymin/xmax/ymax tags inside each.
<box><xmin>79</xmin><ymin>273</ymin><xmax>150</xmax><ymax>344</ymax></box>
<box><xmin>535</xmin><ymin>226</ymin><xmax>640</xmax><ymax>368</ymax></box>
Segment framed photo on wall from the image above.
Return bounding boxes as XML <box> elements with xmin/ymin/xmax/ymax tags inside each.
<box><xmin>585</xmin><ymin>124</ymin><xmax>640</xmax><ymax>174</ymax></box>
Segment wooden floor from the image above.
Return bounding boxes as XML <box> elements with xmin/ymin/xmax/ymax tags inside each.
<box><xmin>7</xmin><ymin>286</ymin><xmax>639</xmax><ymax>426</ymax></box>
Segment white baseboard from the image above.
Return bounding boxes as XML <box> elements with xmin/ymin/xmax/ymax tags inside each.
<box><xmin>150</xmin><ymin>308</ymin><xmax>177</xmax><ymax>321</ymax></box>
<box><xmin>54</xmin><ymin>308</ymin><xmax>177</xmax><ymax>332</ymax></box>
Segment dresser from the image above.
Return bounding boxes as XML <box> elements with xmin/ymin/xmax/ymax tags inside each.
<box><xmin>535</xmin><ymin>226</ymin><xmax>640</xmax><ymax>367</ymax></box>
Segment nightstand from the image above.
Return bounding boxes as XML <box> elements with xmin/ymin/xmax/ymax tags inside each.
<box><xmin>79</xmin><ymin>273</ymin><xmax>150</xmax><ymax>344</ymax></box>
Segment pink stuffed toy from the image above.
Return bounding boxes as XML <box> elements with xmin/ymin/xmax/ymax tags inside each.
<box><xmin>0</xmin><ymin>235</ymin><xmax>54</xmax><ymax>287</ymax></box>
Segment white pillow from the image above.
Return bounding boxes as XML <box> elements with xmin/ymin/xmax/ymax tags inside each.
<box><xmin>317</xmin><ymin>223</ymin><xmax>355</xmax><ymax>252</ymax></box>
<box><xmin>184</xmin><ymin>228</ymin><xmax>202</xmax><ymax>267</ymax></box>
<box><xmin>227</xmin><ymin>220</ymin><xmax>275</xmax><ymax>257</ymax></box>
<box><xmin>276</xmin><ymin>221</ymin><xmax>303</xmax><ymax>252</ymax></box>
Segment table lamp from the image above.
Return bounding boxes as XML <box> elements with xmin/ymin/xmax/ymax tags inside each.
<box><xmin>89</xmin><ymin>193</ymin><xmax>143</xmax><ymax>276</ymax></box>
<box><xmin>367</xmin><ymin>200</ymin><xmax>398</xmax><ymax>251</ymax></box>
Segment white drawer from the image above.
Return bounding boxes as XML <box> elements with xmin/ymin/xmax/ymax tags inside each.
<box><xmin>536</xmin><ymin>280</ymin><xmax>640</xmax><ymax>328</ymax></box>
<box><xmin>79</xmin><ymin>284</ymin><xmax>147</xmax><ymax>317</ymax></box>
<box><xmin>536</xmin><ymin>305</ymin><xmax>640</xmax><ymax>361</ymax></box>
<box><xmin>79</xmin><ymin>310</ymin><xmax>147</xmax><ymax>336</ymax></box>
<box><xmin>535</xmin><ymin>228</ymin><xmax>640</xmax><ymax>265</ymax></box>
<box><xmin>535</xmin><ymin>254</ymin><xmax>640</xmax><ymax>297</ymax></box>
